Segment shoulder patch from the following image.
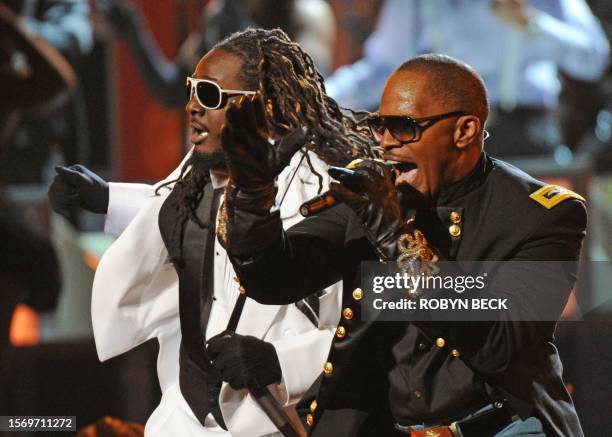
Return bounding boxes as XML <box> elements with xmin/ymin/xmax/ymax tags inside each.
<box><xmin>529</xmin><ymin>185</ymin><xmax>585</xmax><ymax>209</ymax></box>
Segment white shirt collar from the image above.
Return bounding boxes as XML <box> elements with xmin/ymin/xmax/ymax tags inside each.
<box><xmin>209</xmin><ymin>170</ymin><xmax>228</xmax><ymax>189</ymax></box>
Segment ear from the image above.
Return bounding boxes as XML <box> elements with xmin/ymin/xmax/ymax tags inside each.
<box><xmin>453</xmin><ymin>116</ymin><xmax>481</xmax><ymax>149</ymax></box>
<box><xmin>266</xmin><ymin>99</ymin><xmax>273</xmax><ymax>115</ymax></box>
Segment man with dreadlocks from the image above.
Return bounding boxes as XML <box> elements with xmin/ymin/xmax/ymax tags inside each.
<box><xmin>49</xmin><ymin>28</ymin><xmax>374</xmax><ymax>436</ymax></box>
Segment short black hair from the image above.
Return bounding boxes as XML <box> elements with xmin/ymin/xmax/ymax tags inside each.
<box><xmin>398</xmin><ymin>54</ymin><xmax>489</xmax><ymax>125</ymax></box>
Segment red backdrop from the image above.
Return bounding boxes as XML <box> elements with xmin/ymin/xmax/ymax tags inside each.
<box><xmin>114</xmin><ymin>0</ymin><xmax>204</xmax><ymax>181</ymax></box>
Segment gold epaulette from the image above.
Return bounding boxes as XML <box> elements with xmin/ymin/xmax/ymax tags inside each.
<box><xmin>529</xmin><ymin>184</ymin><xmax>585</xmax><ymax>209</ymax></box>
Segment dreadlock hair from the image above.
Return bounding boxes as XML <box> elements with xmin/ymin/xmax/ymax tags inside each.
<box><xmin>156</xmin><ymin>27</ymin><xmax>377</xmax><ymax>265</ymax></box>
<box><xmin>215</xmin><ymin>27</ymin><xmax>377</xmax><ymax>166</ymax></box>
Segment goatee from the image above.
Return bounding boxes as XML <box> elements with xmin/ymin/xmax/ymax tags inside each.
<box><xmin>188</xmin><ymin>149</ymin><xmax>227</xmax><ymax>177</ymax></box>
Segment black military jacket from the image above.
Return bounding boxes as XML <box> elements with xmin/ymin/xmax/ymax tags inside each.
<box><xmin>226</xmin><ymin>154</ymin><xmax>587</xmax><ymax>437</ymax></box>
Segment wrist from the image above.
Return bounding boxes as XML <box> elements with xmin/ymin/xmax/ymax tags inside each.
<box><xmin>232</xmin><ymin>182</ymin><xmax>278</xmax><ymax>214</ymax></box>
<box><xmin>236</xmin><ymin>181</ymin><xmax>276</xmax><ymax>196</ymax></box>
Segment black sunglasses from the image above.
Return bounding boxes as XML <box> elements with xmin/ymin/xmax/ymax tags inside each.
<box><xmin>185</xmin><ymin>77</ymin><xmax>257</xmax><ymax>109</ymax></box>
<box><xmin>367</xmin><ymin>110</ymin><xmax>473</xmax><ymax>143</ymax></box>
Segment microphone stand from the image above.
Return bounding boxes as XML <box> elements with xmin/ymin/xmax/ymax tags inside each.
<box><xmin>222</xmin><ymin>149</ymin><xmax>311</xmax><ymax>437</ymax></box>
<box><xmin>226</xmin><ymin>294</ymin><xmax>307</xmax><ymax>437</ymax></box>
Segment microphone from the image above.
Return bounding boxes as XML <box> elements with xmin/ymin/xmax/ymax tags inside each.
<box><xmin>300</xmin><ymin>160</ymin><xmax>399</xmax><ymax>217</ymax></box>
<box><xmin>299</xmin><ymin>166</ymin><xmax>356</xmax><ymax>217</ymax></box>
<box><xmin>299</xmin><ymin>191</ymin><xmax>337</xmax><ymax>217</ymax></box>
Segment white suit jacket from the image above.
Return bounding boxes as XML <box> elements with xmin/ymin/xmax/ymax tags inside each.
<box><xmin>91</xmin><ymin>149</ymin><xmax>342</xmax><ymax>437</ymax></box>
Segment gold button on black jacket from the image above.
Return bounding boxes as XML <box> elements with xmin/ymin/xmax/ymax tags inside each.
<box><xmin>224</xmin><ymin>154</ymin><xmax>587</xmax><ymax>437</ymax></box>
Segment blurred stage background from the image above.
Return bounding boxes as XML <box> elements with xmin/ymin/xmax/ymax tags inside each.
<box><xmin>1</xmin><ymin>0</ymin><xmax>611</xmax><ymax>435</ymax></box>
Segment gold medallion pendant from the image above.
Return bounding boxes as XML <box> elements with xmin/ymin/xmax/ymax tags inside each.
<box><xmin>396</xmin><ymin>229</ymin><xmax>438</xmax><ymax>296</ymax></box>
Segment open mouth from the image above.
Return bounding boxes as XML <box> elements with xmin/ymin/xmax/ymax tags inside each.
<box><xmin>190</xmin><ymin>124</ymin><xmax>209</xmax><ymax>146</ymax></box>
<box><xmin>385</xmin><ymin>160</ymin><xmax>419</xmax><ymax>185</ymax></box>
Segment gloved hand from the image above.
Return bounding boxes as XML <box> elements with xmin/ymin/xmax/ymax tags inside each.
<box><xmin>206</xmin><ymin>330</ymin><xmax>282</xmax><ymax>391</ymax></box>
<box><xmin>48</xmin><ymin>165</ymin><xmax>109</xmax><ymax>216</ymax></box>
<box><xmin>221</xmin><ymin>95</ymin><xmax>308</xmax><ymax>190</ymax></box>
<box><xmin>328</xmin><ymin>159</ymin><xmax>422</xmax><ymax>261</ymax></box>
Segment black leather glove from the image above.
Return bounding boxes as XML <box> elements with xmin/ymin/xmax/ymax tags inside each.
<box><xmin>206</xmin><ymin>330</ymin><xmax>282</xmax><ymax>391</ymax></box>
<box><xmin>328</xmin><ymin>159</ymin><xmax>423</xmax><ymax>261</ymax></box>
<box><xmin>221</xmin><ymin>95</ymin><xmax>308</xmax><ymax>190</ymax></box>
<box><xmin>48</xmin><ymin>165</ymin><xmax>109</xmax><ymax>216</ymax></box>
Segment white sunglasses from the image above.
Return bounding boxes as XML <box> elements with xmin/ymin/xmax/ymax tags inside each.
<box><xmin>185</xmin><ymin>77</ymin><xmax>257</xmax><ymax>110</ymax></box>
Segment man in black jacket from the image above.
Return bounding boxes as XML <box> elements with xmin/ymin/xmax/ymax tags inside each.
<box><xmin>215</xmin><ymin>54</ymin><xmax>587</xmax><ymax>436</ymax></box>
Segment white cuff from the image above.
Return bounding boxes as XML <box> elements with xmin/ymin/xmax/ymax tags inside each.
<box><xmin>272</xmin><ymin>327</ymin><xmax>334</xmax><ymax>406</ymax></box>
<box><xmin>104</xmin><ymin>182</ymin><xmax>155</xmax><ymax>236</ymax></box>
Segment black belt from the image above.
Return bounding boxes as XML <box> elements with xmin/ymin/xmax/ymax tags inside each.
<box><xmin>396</xmin><ymin>401</ymin><xmax>518</xmax><ymax>437</ymax></box>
